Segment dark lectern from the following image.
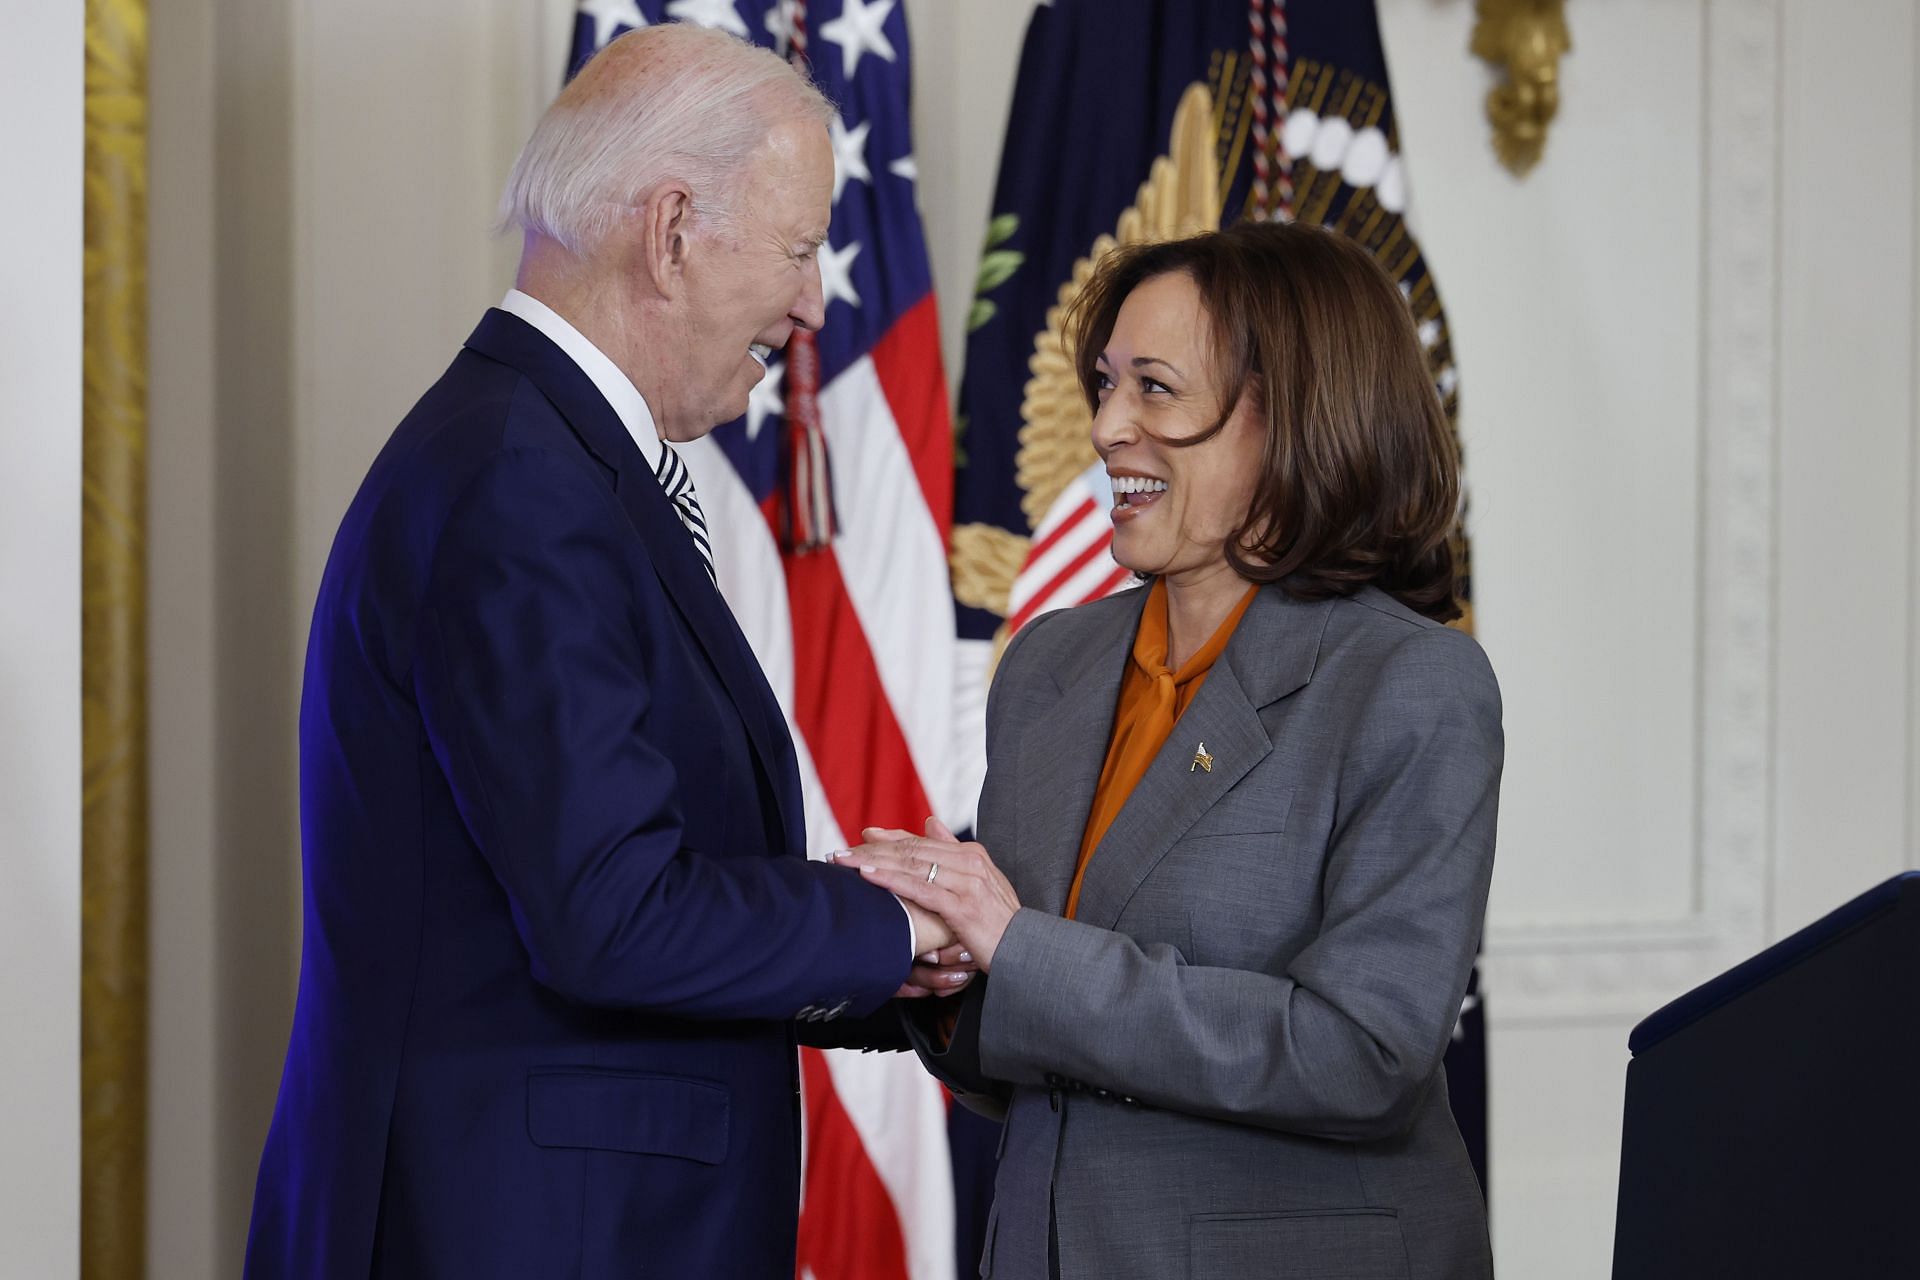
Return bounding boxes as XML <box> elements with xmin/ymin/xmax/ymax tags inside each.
<box><xmin>1612</xmin><ymin>872</ymin><xmax>1920</xmax><ymax>1278</ymax></box>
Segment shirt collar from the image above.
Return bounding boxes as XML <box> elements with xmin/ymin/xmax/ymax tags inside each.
<box><xmin>499</xmin><ymin>288</ymin><xmax>664</xmax><ymax>473</ymax></box>
<box><xmin>1132</xmin><ymin>578</ymin><xmax>1261</xmax><ymax>684</ymax></box>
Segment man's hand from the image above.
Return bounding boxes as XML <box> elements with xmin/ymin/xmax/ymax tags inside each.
<box><xmin>903</xmin><ymin>900</ymin><xmax>955</xmax><ymax>959</ymax></box>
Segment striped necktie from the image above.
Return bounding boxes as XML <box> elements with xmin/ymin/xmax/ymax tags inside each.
<box><xmin>653</xmin><ymin>444</ymin><xmax>716</xmax><ymax>585</ymax></box>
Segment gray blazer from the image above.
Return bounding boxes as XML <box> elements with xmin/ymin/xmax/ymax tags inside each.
<box><xmin>912</xmin><ymin>583</ymin><xmax>1502</xmax><ymax>1280</ymax></box>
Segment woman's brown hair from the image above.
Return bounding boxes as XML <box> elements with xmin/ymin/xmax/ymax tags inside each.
<box><xmin>1067</xmin><ymin>220</ymin><xmax>1463</xmax><ymax>622</ymax></box>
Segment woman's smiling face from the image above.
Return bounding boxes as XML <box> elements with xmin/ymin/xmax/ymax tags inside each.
<box><xmin>1090</xmin><ymin>270</ymin><xmax>1268</xmax><ymax>581</ymax></box>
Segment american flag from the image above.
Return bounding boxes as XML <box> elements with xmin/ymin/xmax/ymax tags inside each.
<box><xmin>569</xmin><ymin>5</ymin><xmax>964</xmax><ymax>1279</ymax></box>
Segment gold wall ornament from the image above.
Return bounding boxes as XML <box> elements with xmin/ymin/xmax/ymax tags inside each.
<box><xmin>948</xmin><ymin>522</ymin><xmax>1029</xmax><ymax>619</ymax></box>
<box><xmin>83</xmin><ymin>0</ymin><xmax>150</xmax><ymax>1275</ymax></box>
<box><xmin>1471</xmin><ymin>0</ymin><xmax>1570</xmax><ymax>176</ymax></box>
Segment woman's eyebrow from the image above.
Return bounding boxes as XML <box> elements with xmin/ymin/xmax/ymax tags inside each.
<box><xmin>1132</xmin><ymin>356</ymin><xmax>1185</xmax><ymax>378</ymax></box>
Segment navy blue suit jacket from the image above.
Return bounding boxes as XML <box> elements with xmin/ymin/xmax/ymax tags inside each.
<box><xmin>244</xmin><ymin>310</ymin><xmax>911</xmax><ymax>1279</ymax></box>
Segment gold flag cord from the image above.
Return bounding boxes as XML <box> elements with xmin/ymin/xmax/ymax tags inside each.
<box><xmin>83</xmin><ymin>0</ymin><xmax>151</xmax><ymax>1275</ymax></box>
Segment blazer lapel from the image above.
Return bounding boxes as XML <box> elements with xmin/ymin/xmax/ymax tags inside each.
<box><xmin>1008</xmin><ymin>591</ymin><xmax>1147</xmax><ymax>916</ymax></box>
<box><xmin>1070</xmin><ymin>586</ymin><xmax>1334</xmax><ymax>932</ymax></box>
<box><xmin>464</xmin><ymin>309</ymin><xmax>805</xmax><ymax>854</ymax></box>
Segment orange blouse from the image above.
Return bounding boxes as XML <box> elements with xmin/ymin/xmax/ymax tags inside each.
<box><xmin>1064</xmin><ymin>578</ymin><xmax>1261</xmax><ymax>919</ymax></box>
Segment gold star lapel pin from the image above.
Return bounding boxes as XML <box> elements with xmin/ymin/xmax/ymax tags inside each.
<box><xmin>1191</xmin><ymin>741</ymin><xmax>1214</xmax><ymax>773</ymax></box>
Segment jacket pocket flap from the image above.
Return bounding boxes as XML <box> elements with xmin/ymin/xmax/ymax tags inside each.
<box><xmin>1179</xmin><ymin>785</ymin><xmax>1295</xmax><ymax>842</ymax></box>
<box><xmin>527</xmin><ymin>1069</ymin><xmax>730</xmax><ymax>1165</ymax></box>
<box><xmin>1190</xmin><ymin>1208</ymin><xmax>1408</xmax><ymax>1278</ymax></box>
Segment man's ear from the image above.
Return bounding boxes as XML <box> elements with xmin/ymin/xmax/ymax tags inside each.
<box><xmin>636</xmin><ymin>182</ymin><xmax>694</xmax><ymax>300</ymax></box>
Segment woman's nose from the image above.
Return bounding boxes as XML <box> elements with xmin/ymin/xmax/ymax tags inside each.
<box><xmin>1090</xmin><ymin>394</ymin><xmax>1136</xmax><ymax>454</ymax></box>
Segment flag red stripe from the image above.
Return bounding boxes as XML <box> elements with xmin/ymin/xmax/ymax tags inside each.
<box><xmin>796</xmin><ymin>1048</ymin><xmax>911</xmax><ymax>1280</ymax></box>
<box><xmin>1028</xmin><ymin>497</ymin><xmax>1098</xmax><ymax>561</ymax></box>
<box><xmin>1088</xmin><ymin>562</ymin><xmax>1134</xmax><ymax>600</ymax></box>
<box><xmin>1008</xmin><ymin>527</ymin><xmax>1112</xmax><ymax>635</ymax></box>
<box><xmin>867</xmin><ymin>294</ymin><xmax>953</xmax><ymax>540</ymax></box>
<box><xmin>781</xmin><ymin>537</ymin><xmax>935</xmax><ymax>838</ymax></box>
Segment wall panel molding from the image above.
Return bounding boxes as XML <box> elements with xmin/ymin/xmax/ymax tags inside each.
<box><xmin>1485</xmin><ymin>0</ymin><xmax>1781</xmax><ymax>1023</ymax></box>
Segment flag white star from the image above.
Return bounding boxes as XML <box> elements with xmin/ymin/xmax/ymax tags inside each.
<box><xmin>665</xmin><ymin>0</ymin><xmax>748</xmax><ymax>38</ymax></box>
<box><xmin>580</xmin><ymin>0</ymin><xmax>647</xmax><ymax>48</ymax></box>
<box><xmin>818</xmin><ymin>0</ymin><xmax>897</xmax><ymax>78</ymax></box>
<box><xmin>763</xmin><ymin>0</ymin><xmax>802</xmax><ymax>55</ymax></box>
<box><xmin>888</xmin><ymin>154</ymin><xmax>918</xmax><ymax>182</ymax></box>
<box><xmin>746</xmin><ymin>359</ymin><xmax>785</xmax><ymax>441</ymax></box>
<box><xmin>818</xmin><ymin>239</ymin><xmax>863</xmax><ymax>310</ymax></box>
<box><xmin>829</xmin><ymin>115</ymin><xmax>872</xmax><ymax>205</ymax></box>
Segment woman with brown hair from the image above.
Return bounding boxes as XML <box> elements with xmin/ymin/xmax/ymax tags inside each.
<box><xmin>842</xmin><ymin>220</ymin><xmax>1502</xmax><ymax>1280</ymax></box>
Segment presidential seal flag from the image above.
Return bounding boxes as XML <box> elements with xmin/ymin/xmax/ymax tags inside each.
<box><xmin>567</xmin><ymin>6</ymin><xmax>964</xmax><ymax>1279</ymax></box>
<box><xmin>947</xmin><ymin>0</ymin><xmax>1487</xmax><ymax>1194</ymax></box>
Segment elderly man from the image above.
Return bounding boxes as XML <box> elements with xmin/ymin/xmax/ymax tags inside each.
<box><xmin>244</xmin><ymin>25</ymin><xmax>953</xmax><ymax>1279</ymax></box>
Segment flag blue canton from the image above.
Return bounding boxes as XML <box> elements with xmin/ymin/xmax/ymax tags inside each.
<box><xmin>568</xmin><ymin>0</ymin><xmax>934</xmax><ymax>505</ymax></box>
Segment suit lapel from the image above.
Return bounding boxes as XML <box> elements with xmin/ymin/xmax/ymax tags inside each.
<box><xmin>1070</xmin><ymin>586</ymin><xmax>1335</xmax><ymax>931</ymax></box>
<box><xmin>1009</xmin><ymin>592</ymin><xmax>1146</xmax><ymax>916</ymax></box>
<box><xmin>464</xmin><ymin>309</ymin><xmax>805</xmax><ymax>854</ymax></box>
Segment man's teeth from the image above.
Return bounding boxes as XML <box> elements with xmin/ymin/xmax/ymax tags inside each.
<box><xmin>1110</xmin><ymin>476</ymin><xmax>1169</xmax><ymax>495</ymax></box>
<box><xmin>748</xmin><ymin>344</ymin><xmax>772</xmax><ymax>369</ymax></box>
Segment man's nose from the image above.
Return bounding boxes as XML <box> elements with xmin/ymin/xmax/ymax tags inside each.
<box><xmin>791</xmin><ymin>259</ymin><xmax>826</xmax><ymax>332</ymax></box>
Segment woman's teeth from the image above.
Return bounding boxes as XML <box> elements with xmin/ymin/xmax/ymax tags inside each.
<box><xmin>1111</xmin><ymin>475</ymin><xmax>1168</xmax><ymax>505</ymax></box>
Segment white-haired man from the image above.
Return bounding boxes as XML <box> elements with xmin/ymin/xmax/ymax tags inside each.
<box><xmin>244</xmin><ymin>25</ymin><xmax>956</xmax><ymax>1279</ymax></box>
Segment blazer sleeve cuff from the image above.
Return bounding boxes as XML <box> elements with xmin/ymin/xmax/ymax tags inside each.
<box><xmin>976</xmin><ymin>907</ymin><xmax>1107</xmax><ymax>1085</ymax></box>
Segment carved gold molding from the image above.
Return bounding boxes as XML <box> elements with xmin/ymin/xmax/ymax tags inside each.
<box><xmin>83</xmin><ymin>0</ymin><xmax>150</xmax><ymax>1274</ymax></box>
<box><xmin>1471</xmin><ymin>0</ymin><xmax>1570</xmax><ymax>176</ymax></box>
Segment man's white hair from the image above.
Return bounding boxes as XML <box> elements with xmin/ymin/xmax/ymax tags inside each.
<box><xmin>499</xmin><ymin>23</ymin><xmax>832</xmax><ymax>255</ymax></box>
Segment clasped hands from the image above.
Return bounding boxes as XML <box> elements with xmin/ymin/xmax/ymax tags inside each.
<box><xmin>832</xmin><ymin>818</ymin><xmax>1022</xmax><ymax>1001</ymax></box>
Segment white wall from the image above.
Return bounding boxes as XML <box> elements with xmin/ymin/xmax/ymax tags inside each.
<box><xmin>145</xmin><ymin>1</ymin><xmax>1920</xmax><ymax>1275</ymax></box>
<box><xmin>0</xmin><ymin>4</ymin><xmax>83</xmax><ymax>1276</ymax></box>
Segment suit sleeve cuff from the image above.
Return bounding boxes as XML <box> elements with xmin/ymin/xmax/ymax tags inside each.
<box><xmin>897</xmin><ymin>895</ymin><xmax>918</xmax><ymax>961</ymax></box>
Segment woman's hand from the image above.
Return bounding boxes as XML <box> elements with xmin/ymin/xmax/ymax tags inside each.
<box><xmin>837</xmin><ymin>818</ymin><xmax>1022</xmax><ymax>973</ymax></box>
<box><xmin>893</xmin><ymin>942</ymin><xmax>978</xmax><ymax>1000</ymax></box>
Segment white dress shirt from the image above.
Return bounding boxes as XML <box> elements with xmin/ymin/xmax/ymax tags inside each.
<box><xmin>500</xmin><ymin>289</ymin><xmax>666</xmax><ymax>469</ymax></box>
<box><xmin>495</xmin><ymin>290</ymin><xmax>922</xmax><ymax>968</ymax></box>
